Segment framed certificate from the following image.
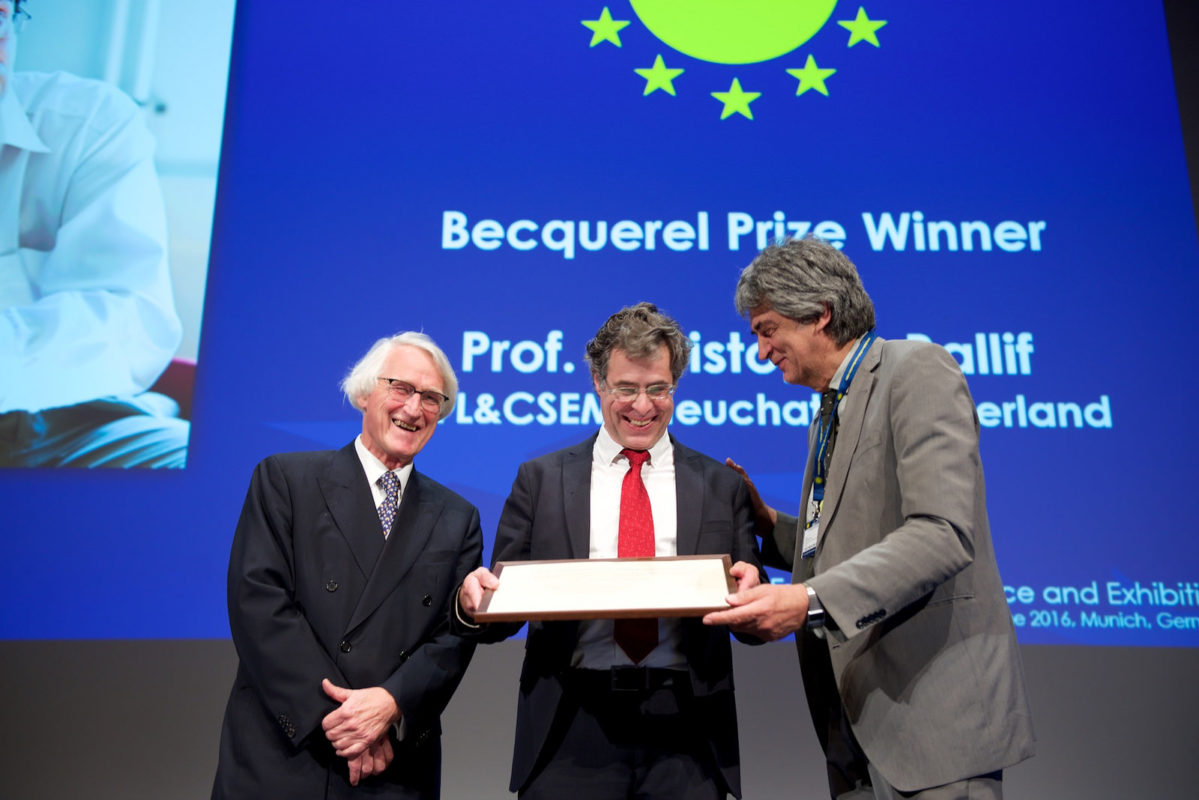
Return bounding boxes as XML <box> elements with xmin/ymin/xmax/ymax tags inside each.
<box><xmin>472</xmin><ymin>554</ymin><xmax>736</xmax><ymax>622</ymax></box>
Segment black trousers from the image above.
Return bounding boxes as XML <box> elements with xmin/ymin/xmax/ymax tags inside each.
<box><xmin>520</xmin><ymin>668</ymin><xmax>728</xmax><ymax>800</ymax></box>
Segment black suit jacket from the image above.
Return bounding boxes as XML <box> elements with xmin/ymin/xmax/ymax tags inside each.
<box><xmin>454</xmin><ymin>433</ymin><xmax>761</xmax><ymax>797</ymax></box>
<box><xmin>213</xmin><ymin>442</ymin><xmax>482</xmax><ymax>800</ymax></box>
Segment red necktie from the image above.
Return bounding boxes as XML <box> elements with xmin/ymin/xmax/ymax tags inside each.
<box><xmin>615</xmin><ymin>448</ymin><xmax>657</xmax><ymax>663</ymax></box>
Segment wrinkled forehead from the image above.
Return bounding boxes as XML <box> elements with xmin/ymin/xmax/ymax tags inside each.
<box><xmin>749</xmin><ymin>306</ymin><xmax>786</xmax><ymax>332</ymax></box>
<box><xmin>382</xmin><ymin>345</ymin><xmax>443</xmax><ymax>389</ymax></box>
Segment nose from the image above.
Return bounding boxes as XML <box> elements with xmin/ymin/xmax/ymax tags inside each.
<box><xmin>630</xmin><ymin>390</ymin><xmax>654</xmax><ymax>413</ymax></box>
<box><xmin>756</xmin><ymin>335</ymin><xmax>771</xmax><ymax>361</ymax></box>
<box><xmin>399</xmin><ymin>391</ymin><xmax>424</xmax><ymax>413</ymax></box>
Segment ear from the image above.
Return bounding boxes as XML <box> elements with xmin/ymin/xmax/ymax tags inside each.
<box><xmin>814</xmin><ymin>304</ymin><xmax>833</xmax><ymax>333</ymax></box>
<box><xmin>592</xmin><ymin>371</ymin><xmax>604</xmax><ymax>397</ymax></box>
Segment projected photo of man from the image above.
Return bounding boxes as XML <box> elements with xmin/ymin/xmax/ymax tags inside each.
<box><xmin>0</xmin><ymin>0</ymin><xmax>197</xmax><ymax>468</ymax></box>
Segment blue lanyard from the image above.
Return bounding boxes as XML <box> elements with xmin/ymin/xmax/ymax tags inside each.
<box><xmin>812</xmin><ymin>331</ymin><xmax>877</xmax><ymax>503</ymax></box>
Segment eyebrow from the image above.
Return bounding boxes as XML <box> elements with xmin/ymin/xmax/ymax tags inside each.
<box><xmin>385</xmin><ymin>377</ymin><xmax>445</xmax><ymax>393</ymax></box>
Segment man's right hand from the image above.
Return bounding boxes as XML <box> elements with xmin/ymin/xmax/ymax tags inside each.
<box><xmin>703</xmin><ymin>582</ymin><xmax>810</xmax><ymax>641</ymax></box>
<box><xmin>458</xmin><ymin>566</ymin><xmax>500</xmax><ymax>619</ymax></box>
<box><xmin>725</xmin><ymin>458</ymin><xmax>778</xmax><ymax>535</ymax></box>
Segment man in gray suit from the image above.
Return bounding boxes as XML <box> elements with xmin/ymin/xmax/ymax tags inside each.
<box><xmin>705</xmin><ymin>238</ymin><xmax>1034</xmax><ymax>799</ymax></box>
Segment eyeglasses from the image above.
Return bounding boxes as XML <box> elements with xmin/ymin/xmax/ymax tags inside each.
<box><xmin>377</xmin><ymin>378</ymin><xmax>448</xmax><ymax>413</ymax></box>
<box><xmin>1</xmin><ymin>3</ymin><xmax>30</xmax><ymax>34</ymax></box>
<box><xmin>603</xmin><ymin>383</ymin><xmax>676</xmax><ymax>402</ymax></box>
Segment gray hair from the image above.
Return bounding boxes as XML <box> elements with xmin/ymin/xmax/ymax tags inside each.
<box><xmin>734</xmin><ymin>237</ymin><xmax>875</xmax><ymax>347</ymax></box>
<box><xmin>585</xmin><ymin>302</ymin><xmax>693</xmax><ymax>384</ymax></box>
<box><xmin>341</xmin><ymin>332</ymin><xmax>458</xmax><ymax>421</ymax></box>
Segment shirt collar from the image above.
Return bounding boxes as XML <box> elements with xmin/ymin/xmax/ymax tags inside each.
<box><xmin>354</xmin><ymin>435</ymin><xmax>414</xmax><ymax>492</ymax></box>
<box><xmin>0</xmin><ymin>80</ymin><xmax>51</xmax><ymax>153</ymax></box>
<box><xmin>593</xmin><ymin>425</ymin><xmax>674</xmax><ymax>468</ymax></box>
<box><xmin>827</xmin><ymin>336</ymin><xmax>863</xmax><ymax>392</ymax></box>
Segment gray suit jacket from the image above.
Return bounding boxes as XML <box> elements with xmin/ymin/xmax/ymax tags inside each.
<box><xmin>763</xmin><ymin>339</ymin><xmax>1035</xmax><ymax>792</ymax></box>
<box><xmin>213</xmin><ymin>443</ymin><xmax>482</xmax><ymax>800</ymax></box>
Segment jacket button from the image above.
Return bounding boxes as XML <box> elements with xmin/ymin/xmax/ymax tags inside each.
<box><xmin>399</xmin><ymin>649</ymin><xmax>409</xmax><ymax>663</ymax></box>
<box><xmin>339</xmin><ymin>640</ymin><xmax>352</xmax><ymax>653</ymax></box>
<box><xmin>278</xmin><ymin>714</ymin><xmax>296</xmax><ymax>738</ymax></box>
<box><xmin>325</xmin><ymin>580</ymin><xmax>339</xmax><ymax>592</ymax></box>
<box><xmin>422</xmin><ymin>594</ymin><xmax>433</xmax><ymax>607</ymax></box>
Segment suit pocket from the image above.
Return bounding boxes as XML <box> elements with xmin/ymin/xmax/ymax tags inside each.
<box><xmin>927</xmin><ymin>592</ymin><xmax>974</xmax><ymax>608</ymax></box>
<box><xmin>854</xmin><ymin>433</ymin><xmax>886</xmax><ymax>458</ymax></box>
<box><xmin>420</xmin><ymin>549</ymin><xmax>457</xmax><ymax>565</ymax></box>
<box><xmin>696</xmin><ymin>521</ymin><xmax>733</xmax><ymax>554</ymax></box>
<box><xmin>411</xmin><ymin>550</ymin><xmax>462</xmax><ymax>614</ymax></box>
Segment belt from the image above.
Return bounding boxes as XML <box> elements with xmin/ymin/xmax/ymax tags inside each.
<box><xmin>567</xmin><ymin>667</ymin><xmax>690</xmax><ymax>693</ymax></box>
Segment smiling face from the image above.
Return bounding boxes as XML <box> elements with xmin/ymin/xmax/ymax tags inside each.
<box><xmin>749</xmin><ymin>304</ymin><xmax>838</xmax><ymax>390</ymax></box>
<box><xmin>594</xmin><ymin>345</ymin><xmax>674</xmax><ymax>451</ymax></box>
<box><xmin>359</xmin><ymin>345</ymin><xmax>444</xmax><ymax>470</ymax></box>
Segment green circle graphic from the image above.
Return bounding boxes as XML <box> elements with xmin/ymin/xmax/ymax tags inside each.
<box><xmin>630</xmin><ymin>0</ymin><xmax>838</xmax><ymax>65</ymax></box>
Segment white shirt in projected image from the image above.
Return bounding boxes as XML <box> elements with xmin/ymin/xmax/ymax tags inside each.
<box><xmin>0</xmin><ymin>71</ymin><xmax>179</xmax><ymax>413</ymax></box>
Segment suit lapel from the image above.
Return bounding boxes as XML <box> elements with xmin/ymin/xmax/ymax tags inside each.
<box><xmin>346</xmin><ymin>470</ymin><xmax>440</xmax><ymax>633</ymax></box>
<box><xmin>818</xmin><ymin>338</ymin><xmax>883</xmax><ymax>540</ymax></box>
<box><xmin>672</xmin><ymin>438</ymin><xmax>702</xmax><ymax>556</ymax></box>
<box><xmin>562</xmin><ymin>437</ymin><xmax>595</xmax><ymax>559</ymax></box>
<box><xmin>797</xmin><ymin>424</ymin><xmax>818</xmax><ymax>581</ymax></box>
<box><xmin>320</xmin><ymin>443</ymin><xmax>385</xmax><ymax>577</ymax></box>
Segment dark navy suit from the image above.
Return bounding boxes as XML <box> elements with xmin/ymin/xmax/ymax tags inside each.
<box><xmin>213</xmin><ymin>442</ymin><xmax>481</xmax><ymax>799</ymax></box>
<box><xmin>454</xmin><ymin>433</ymin><xmax>761</xmax><ymax>798</ymax></box>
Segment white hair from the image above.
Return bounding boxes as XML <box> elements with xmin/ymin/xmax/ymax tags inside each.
<box><xmin>341</xmin><ymin>332</ymin><xmax>458</xmax><ymax>421</ymax></box>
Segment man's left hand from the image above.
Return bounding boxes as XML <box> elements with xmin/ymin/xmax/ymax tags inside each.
<box><xmin>702</xmin><ymin>583</ymin><xmax>809</xmax><ymax>641</ymax></box>
<box><xmin>321</xmin><ymin>679</ymin><xmax>400</xmax><ymax>758</ymax></box>
<box><xmin>346</xmin><ymin>735</ymin><xmax>394</xmax><ymax>786</ymax></box>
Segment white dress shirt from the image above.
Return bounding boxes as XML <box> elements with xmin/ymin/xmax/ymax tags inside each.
<box><xmin>574</xmin><ymin>427</ymin><xmax>686</xmax><ymax>670</ymax></box>
<box><xmin>354</xmin><ymin>435</ymin><xmax>414</xmax><ymax>539</ymax></box>
<box><xmin>0</xmin><ymin>71</ymin><xmax>180</xmax><ymax>413</ymax></box>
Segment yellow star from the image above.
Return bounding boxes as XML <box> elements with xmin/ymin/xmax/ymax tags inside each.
<box><xmin>786</xmin><ymin>55</ymin><xmax>837</xmax><ymax>97</ymax></box>
<box><xmin>838</xmin><ymin>6</ymin><xmax>887</xmax><ymax>47</ymax></box>
<box><xmin>581</xmin><ymin>6</ymin><xmax>631</xmax><ymax>48</ymax></box>
<box><xmin>634</xmin><ymin>55</ymin><xmax>685</xmax><ymax>96</ymax></box>
<box><xmin>711</xmin><ymin>78</ymin><xmax>761</xmax><ymax>121</ymax></box>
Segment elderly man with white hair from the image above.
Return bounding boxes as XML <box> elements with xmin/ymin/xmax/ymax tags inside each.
<box><xmin>213</xmin><ymin>332</ymin><xmax>482</xmax><ymax>800</ymax></box>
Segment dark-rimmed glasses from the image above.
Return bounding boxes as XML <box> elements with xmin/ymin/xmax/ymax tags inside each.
<box><xmin>377</xmin><ymin>378</ymin><xmax>448</xmax><ymax>413</ymax></box>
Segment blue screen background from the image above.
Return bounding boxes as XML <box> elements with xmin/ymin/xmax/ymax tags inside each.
<box><xmin>5</xmin><ymin>1</ymin><xmax>1197</xmax><ymax>645</ymax></box>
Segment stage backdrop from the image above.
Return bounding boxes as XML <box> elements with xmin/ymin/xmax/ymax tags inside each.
<box><xmin>5</xmin><ymin>1</ymin><xmax>1198</xmax><ymax>647</ymax></box>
